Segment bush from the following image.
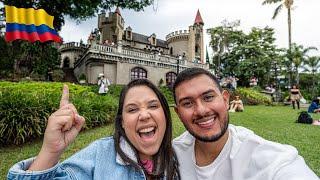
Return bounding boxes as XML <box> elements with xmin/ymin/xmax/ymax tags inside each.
<box><xmin>0</xmin><ymin>81</ymin><xmax>118</xmax><ymax>145</ymax></box>
<box><xmin>159</xmin><ymin>86</ymin><xmax>175</xmax><ymax>105</ymax></box>
<box><xmin>235</xmin><ymin>87</ymin><xmax>272</xmax><ymax>105</ymax></box>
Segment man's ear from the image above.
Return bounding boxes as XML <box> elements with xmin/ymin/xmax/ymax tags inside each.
<box><xmin>222</xmin><ymin>90</ymin><xmax>230</xmax><ymax>108</ymax></box>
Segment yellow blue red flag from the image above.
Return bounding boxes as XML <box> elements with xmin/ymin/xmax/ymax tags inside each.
<box><xmin>5</xmin><ymin>5</ymin><xmax>62</xmax><ymax>43</ymax></box>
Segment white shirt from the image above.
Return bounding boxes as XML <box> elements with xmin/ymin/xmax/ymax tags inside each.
<box><xmin>173</xmin><ymin>125</ymin><xmax>318</xmax><ymax>180</ymax></box>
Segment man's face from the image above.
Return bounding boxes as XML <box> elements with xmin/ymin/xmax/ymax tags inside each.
<box><xmin>174</xmin><ymin>74</ymin><xmax>230</xmax><ymax>142</ymax></box>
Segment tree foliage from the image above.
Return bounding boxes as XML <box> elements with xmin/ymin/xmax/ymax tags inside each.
<box><xmin>0</xmin><ymin>36</ymin><xmax>60</xmax><ymax>79</ymax></box>
<box><xmin>207</xmin><ymin>21</ymin><xmax>282</xmax><ymax>86</ymax></box>
<box><xmin>1</xmin><ymin>0</ymin><xmax>154</xmax><ymax>30</ymax></box>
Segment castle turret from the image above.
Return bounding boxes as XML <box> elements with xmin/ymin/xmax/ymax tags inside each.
<box><xmin>98</xmin><ymin>8</ymin><xmax>124</xmax><ymax>44</ymax></box>
<box><xmin>188</xmin><ymin>9</ymin><xmax>204</xmax><ymax>63</ymax></box>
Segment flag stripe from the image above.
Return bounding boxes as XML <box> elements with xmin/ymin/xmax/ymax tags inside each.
<box><xmin>5</xmin><ymin>31</ymin><xmax>62</xmax><ymax>43</ymax></box>
<box><xmin>5</xmin><ymin>5</ymin><xmax>54</xmax><ymax>29</ymax></box>
<box><xmin>6</xmin><ymin>23</ymin><xmax>58</xmax><ymax>35</ymax></box>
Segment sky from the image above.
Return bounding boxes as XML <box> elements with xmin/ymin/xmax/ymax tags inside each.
<box><xmin>2</xmin><ymin>0</ymin><xmax>320</xmax><ymax>56</ymax></box>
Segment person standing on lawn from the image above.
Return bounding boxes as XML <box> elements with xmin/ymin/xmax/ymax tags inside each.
<box><xmin>290</xmin><ymin>84</ymin><xmax>302</xmax><ymax>110</ymax></box>
<box><xmin>172</xmin><ymin>67</ymin><xmax>318</xmax><ymax>180</ymax></box>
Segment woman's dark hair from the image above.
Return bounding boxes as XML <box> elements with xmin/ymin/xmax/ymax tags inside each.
<box><xmin>114</xmin><ymin>79</ymin><xmax>180</xmax><ymax>180</ymax></box>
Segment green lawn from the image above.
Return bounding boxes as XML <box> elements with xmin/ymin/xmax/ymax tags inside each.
<box><xmin>1</xmin><ymin>105</ymin><xmax>319</xmax><ymax>179</ymax></box>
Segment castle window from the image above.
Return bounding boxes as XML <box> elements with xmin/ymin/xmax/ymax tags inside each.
<box><xmin>131</xmin><ymin>67</ymin><xmax>147</xmax><ymax>80</ymax></box>
<box><xmin>195</xmin><ymin>45</ymin><xmax>199</xmax><ymax>53</ymax></box>
<box><xmin>152</xmin><ymin>37</ymin><xmax>156</xmax><ymax>46</ymax></box>
<box><xmin>166</xmin><ymin>72</ymin><xmax>177</xmax><ymax>88</ymax></box>
<box><xmin>63</xmin><ymin>57</ymin><xmax>70</xmax><ymax>68</ymax></box>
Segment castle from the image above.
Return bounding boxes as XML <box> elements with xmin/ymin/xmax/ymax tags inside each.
<box><xmin>59</xmin><ymin>8</ymin><xmax>208</xmax><ymax>86</ymax></box>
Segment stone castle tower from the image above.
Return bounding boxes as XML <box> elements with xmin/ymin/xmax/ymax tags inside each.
<box><xmin>165</xmin><ymin>9</ymin><xmax>204</xmax><ymax>63</ymax></box>
<box><xmin>98</xmin><ymin>7</ymin><xmax>124</xmax><ymax>44</ymax></box>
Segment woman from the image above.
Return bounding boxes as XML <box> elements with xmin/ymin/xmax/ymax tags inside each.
<box><xmin>290</xmin><ymin>85</ymin><xmax>302</xmax><ymax>110</ymax></box>
<box><xmin>229</xmin><ymin>95</ymin><xmax>244</xmax><ymax>112</ymax></box>
<box><xmin>8</xmin><ymin>79</ymin><xmax>180</xmax><ymax>180</ymax></box>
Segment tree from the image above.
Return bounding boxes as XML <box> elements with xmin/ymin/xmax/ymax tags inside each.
<box><xmin>208</xmin><ymin>22</ymin><xmax>282</xmax><ymax>87</ymax></box>
<box><xmin>262</xmin><ymin>0</ymin><xmax>294</xmax><ymax>85</ymax></box>
<box><xmin>1</xmin><ymin>0</ymin><xmax>155</xmax><ymax>30</ymax></box>
<box><xmin>289</xmin><ymin>43</ymin><xmax>317</xmax><ymax>85</ymax></box>
<box><xmin>0</xmin><ymin>1</ymin><xmax>154</xmax><ymax>79</ymax></box>
<box><xmin>303</xmin><ymin>56</ymin><xmax>320</xmax><ymax>98</ymax></box>
<box><xmin>207</xmin><ymin>20</ymin><xmax>243</xmax><ymax>77</ymax></box>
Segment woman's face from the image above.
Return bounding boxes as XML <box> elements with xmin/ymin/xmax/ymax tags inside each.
<box><xmin>122</xmin><ymin>85</ymin><xmax>166</xmax><ymax>160</ymax></box>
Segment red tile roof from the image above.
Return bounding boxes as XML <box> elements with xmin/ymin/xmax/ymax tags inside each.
<box><xmin>194</xmin><ymin>9</ymin><xmax>204</xmax><ymax>25</ymax></box>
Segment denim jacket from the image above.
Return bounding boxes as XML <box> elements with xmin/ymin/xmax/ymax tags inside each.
<box><xmin>7</xmin><ymin>136</ymin><xmax>151</xmax><ymax>180</ymax></box>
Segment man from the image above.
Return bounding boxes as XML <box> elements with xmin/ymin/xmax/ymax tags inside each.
<box><xmin>97</xmin><ymin>73</ymin><xmax>111</xmax><ymax>94</ymax></box>
<box><xmin>172</xmin><ymin>67</ymin><xmax>318</xmax><ymax>179</ymax></box>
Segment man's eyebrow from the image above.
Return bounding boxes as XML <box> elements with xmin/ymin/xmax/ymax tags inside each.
<box><xmin>202</xmin><ymin>89</ymin><xmax>216</xmax><ymax>95</ymax></box>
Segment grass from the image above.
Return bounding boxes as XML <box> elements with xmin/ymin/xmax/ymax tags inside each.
<box><xmin>1</xmin><ymin>105</ymin><xmax>319</xmax><ymax>179</ymax></box>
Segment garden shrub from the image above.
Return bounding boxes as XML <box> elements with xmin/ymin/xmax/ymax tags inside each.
<box><xmin>159</xmin><ymin>86</ymin><xmax>175</xmax><ymax>105</ymax></box>
<box><xmin>0</xmin><ymin>81</ymin><xmax>118</xmax><ymax>145</ymax></box>
<box><xmin>235</xmin><ymin>87</ymin><xmax>272</xmax><ymax>105</ymax></box>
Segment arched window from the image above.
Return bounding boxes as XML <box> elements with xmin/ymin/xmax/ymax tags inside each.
<box><xmin>166</xmin><ymin>72</ymin><xmax>177</xmax><ymax>88</ymax></box>
<box><xmin>131</xmin><ymin>67</ymin><xmax>147</xmax><ymax>80</ymax></box>
<box><xmin>63</xmin><ymin>57</ymin><xmax>70</xmax><ymax>68</ymax></box>
<box><xmin>170</xmin><ymin>47</ymin><xmax>173</xmax><ymax>55</ymax></box>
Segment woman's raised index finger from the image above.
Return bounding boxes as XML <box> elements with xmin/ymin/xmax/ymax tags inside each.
<box><xmin>60</xmin><ymin>84</ymin><xmax>69</xmax><ymax>108</ymax></box>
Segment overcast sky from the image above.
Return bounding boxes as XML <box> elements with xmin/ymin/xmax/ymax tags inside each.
<box><xmin>4</xmin><ymin>0</ymin><xmax>320</xmax><ymax>56</ymax></box>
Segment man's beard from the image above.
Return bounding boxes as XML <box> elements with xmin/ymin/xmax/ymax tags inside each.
<box><xmin>184</xmin><ymin>114</ymin><xmax>229</xmax><ymax>142</ymax></box>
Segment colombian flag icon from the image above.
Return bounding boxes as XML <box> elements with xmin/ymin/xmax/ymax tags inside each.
<box><xmin>5</xmin><ymin>5</ymin><xmax>62</xmax><ymax>43</ymax></box>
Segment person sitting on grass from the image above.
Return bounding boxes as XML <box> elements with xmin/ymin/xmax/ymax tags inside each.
<box><xmin>297</xmin><ymin>111</ymin><xmax>320</xmax><ymax>126</ymax></box>
<box><xmin>229</xmin><ymin>95</ymin><xmax>244</xmax><ymax>112</ymax></box>
<box><xmin>307</xmin><ymin>98</ymin><xmax>320</xmax><ymax>113</ymax></box>
<box><xmin>7</xmin><ymin>79</ymin><xmax>180</xmax><ymax>180</ymax></box>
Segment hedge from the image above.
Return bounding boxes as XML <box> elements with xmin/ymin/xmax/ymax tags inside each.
<box><xmin>234</xmin><ymin>87</ymin><xmax>272</xmax><ymax>105</ymax></box>
<box><xmin>0</xmin><ymin>82</ymin><xmax>118</xmax><ymax>145</ymax></box>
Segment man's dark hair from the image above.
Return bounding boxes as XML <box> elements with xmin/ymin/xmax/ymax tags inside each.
<box><xmin>114</xmin><ymin>79</ymin><xmax>180</xmax><ymax>180</ymax></box>
<box><xmin>173</xmin><ymin>67</ymin><xmax>222</xmax><ymax>104</ymax></box>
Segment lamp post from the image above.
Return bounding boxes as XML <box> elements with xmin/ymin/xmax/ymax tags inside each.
<box><xmin>177</xmin><ymin>55</ymin><xmax>182</xmax><ymax>74</ymax></box>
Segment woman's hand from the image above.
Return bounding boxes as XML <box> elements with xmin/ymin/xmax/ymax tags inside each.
<box><xmin>28</xmin><ymin>85</ymin><xmax>85</xmax><ymax>171</ymax></box>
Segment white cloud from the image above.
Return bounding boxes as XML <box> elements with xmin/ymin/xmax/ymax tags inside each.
<box><xmin>60</xmin><ymin>0</ymin><xmax>320</xmax><ymax>56</ymax></box>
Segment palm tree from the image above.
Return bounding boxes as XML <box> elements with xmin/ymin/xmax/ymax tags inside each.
<box><xmin>290</xmin><ymin>43</ymin><xmax>317</xmax><ymax>85</ymax></box>
<box><xmin>303</xmin><ymin>56</ymin><xmax>320</xmax><ymax>98</ymax></box>
<box><xmin>262</xmin><ymin>0</ymin><xmax>294</xmax><ymax>85</ymax></box>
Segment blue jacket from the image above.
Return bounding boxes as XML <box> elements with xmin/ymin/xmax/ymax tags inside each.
<box><xmin>7</xmin><ymin>137</ymin><xmax>150</xmax><ymax>180</ymax></box>
<box><xmin>308</xmin><ymin>102</ymin><xmax>319</xmax><ymax>113</ymax></box>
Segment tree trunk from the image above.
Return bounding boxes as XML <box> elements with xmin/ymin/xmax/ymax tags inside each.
<box><xmin>312</xmin><ymin>71</ymin><xmax>316</xmax><ymax>98</ymax></box>
<box><xmin>288</xmin><ymin>7</ymin><xmax>293</xmax><ymax>86</ymax></box>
